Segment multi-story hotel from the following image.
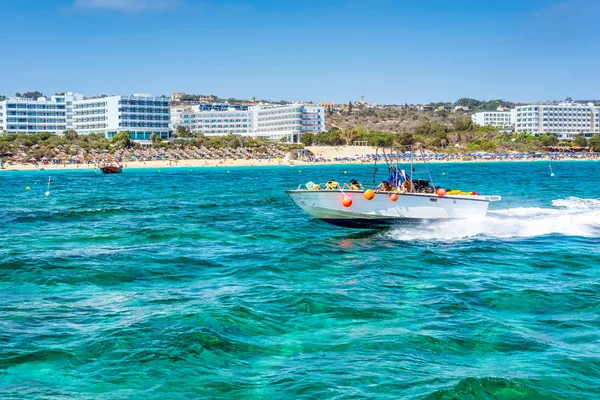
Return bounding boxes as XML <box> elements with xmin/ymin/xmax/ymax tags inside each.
<box><xmin>471</xmin><ymin>109</ymin><xmax>515</xmax><ymax>133</ymax></box>
<box><xmin>514</xmin><ymin>102</ymin><xmax>598</xmax><ymax>140</ymax></box>
<box><xmin>73</xmin><ymin>94</ymin><xmax>170</xmax><ymax>141</ymax></box>
<box><xmin>0</xmin><ymin>93</ymin><xmax>76</xmax><ymax>134</ymax></box>
<box><xmin>170</xmin><ymin>104</ymin><xmax>252</xmax><ymax>136</ymax></box>
<box><xmin>251</xmin><ymin>104</ymin><xmax>325</xmax><ymax>142</ymax></box>
<box><xmin>170</xmin><ymin>103</ymin><xmax>326</xmax><ymax>143</ymax></box>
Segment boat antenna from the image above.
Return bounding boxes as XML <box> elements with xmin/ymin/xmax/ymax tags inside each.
<box><xmin>373</xmin><ymin>147</ymin><xmax>379</xmax><ymax>189</ymax></box>
<box><xmin>419</xmin><ymin>148</ymin><xmax>435</xmax><ymax>190</ymax></box>
<box><xmin>410</xmin><ymin>145</ymin><xmax>414</xmax><ymax>183</ymax></box>
<box><xmin>382</xmin><ymin>147</ymin><xmax>390</xmax><ymax>168</ymax></box>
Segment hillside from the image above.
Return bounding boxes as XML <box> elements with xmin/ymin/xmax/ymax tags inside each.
<box><xmin>326</xmin><ymin>107</ymin><xmax>469</xmax><ymax>133</ymax></box>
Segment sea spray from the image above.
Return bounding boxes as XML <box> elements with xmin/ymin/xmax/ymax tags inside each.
<box><xmin>386</xmin><ymin>197</ymin><xmax>600</xmax><ymax>241</ymax></box>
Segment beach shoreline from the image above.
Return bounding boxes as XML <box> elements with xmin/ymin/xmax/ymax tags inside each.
<box><xmin>1</xmin><ymin>156</ymin><xmax>598</xmax><ymax>171</ymax></box>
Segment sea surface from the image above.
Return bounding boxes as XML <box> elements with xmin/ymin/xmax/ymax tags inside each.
<box><xmin>1</xmin><ymin>161</ymin><xmax>599</xmax><ymax>399</ymax></box>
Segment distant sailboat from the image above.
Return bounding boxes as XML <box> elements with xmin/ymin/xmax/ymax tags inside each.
<box><xmin>549</xmin><ymin>165</ymin><xmax>555</xmax><ymax>177</ymax></box>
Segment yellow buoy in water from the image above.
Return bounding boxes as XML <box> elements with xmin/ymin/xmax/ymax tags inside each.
<box><xmin>158</xmin><ymin>170</ymin><xmax>161</xmax><ymax>172</ymax></box>
<box><xmin>26</xmin><ymin>186</ymin><xmax>30</xmax><ymax>191</ymax></box>
<box><xmin>344</xmin><ymin>171</ymin><xmax>347</xmax><ymax>174</ymax></box>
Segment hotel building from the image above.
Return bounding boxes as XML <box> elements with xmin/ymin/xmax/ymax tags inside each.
<box><xmin>0</xmin><ymin>93</ymin><xmax>76</xmax><ymax>134</ymax></box>
<box><xmin>73</xmin><ymin>94</ymin><xmax>170</xmax><ymax>141</ymax></box>
<box><xmin>170</xmin><ymin>104</ymin><xmax>252</xmax><ymax>136</ymax></box>
<box><xmin>251</xmin><ymin>104</ymin><xmax>325</xmax><ymax>142</ymax></box>
<box><xmin>471</xmin><ymin>109</ymin><xmax>515</xmax><ymax>133</ymax></box>
<box><xmin>170</xmin><ymin>103</ymin><xmax>326</xmax><ymax>143</ymax></box>
<box><xmin>514</xmin><ymin>102</ymin><xmax>599</xmax><ymax>140</ymax></box>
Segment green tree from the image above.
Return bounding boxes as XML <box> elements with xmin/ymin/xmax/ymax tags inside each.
<box><xmin>63</xmin><ymin>130</ymin><xmax>79</xmax><ymax>141</ymax></box>
<box><xmin>396</xmin><ymin>132</ymin><xmax>413</xmax><ymax>146</ymax></box>
<box><xmin>150</xmin><ymin>133</ymin><xmax>160</xmax><ymax>143</ymax></box>
<box><xmin>17</xmin><ymin>91</ymin><xmax>45</xmax><ymax>99</ymax></box>
<box><xmin>589</xmin><ymin>133</ymin><xmax>600</xmax><ymax>150</ymax></box>
<box><xmin>573</xmin><ymin>134</ymin><xmax>588</xmax><ymax>147</ymax></box>
<box><xmin>341</xmin><ymin>129</ymin><xmax>358</xmax><ymax>145</ymax></box>
<box><xmin>301</xmin><ymin>132</ymin><xmax>314</xmax><ymax>146</ymax></box>
<box><xmin>175</xmin><ymin>126</ymin><xmax>188</xmax><ymax>138</ymax></box>
<box><xmin>453</xmin><ymin>117</ymin><xmax>474</xmax><ymax>131</ymax></box>
<box><xmin>539</xmin><ymin>134</ymin><xmax>558</xmax><ymax>147</ymax></box>
<box><xmin>454</xmin><ymin>98</ymin><xmax>481</xmax><ymax>109</ymax></box>
<box><xmin>112</xmin><ymin>131</ymin><xmax>132</xmax><ymax>149</ymax></box>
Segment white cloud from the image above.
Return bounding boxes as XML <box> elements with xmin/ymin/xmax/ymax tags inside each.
<box><xmin>72</xmin><ymin>0</ymin><xmax>179</xmax><ymax>12</ymax></box>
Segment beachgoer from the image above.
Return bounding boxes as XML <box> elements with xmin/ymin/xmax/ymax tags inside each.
<box><xmin>349</xmin><ymin>179</ymin><xmax>362</xmax><ymax>190</ymax></box>
<box><xmin>400</xmin><ymin>180</ymin><xmax>413</xmax><ymax>193</ymax></box>
<box><xmin>376</xmin><ymin>181</ymin><xmax>393</xmax><ymax>192</ymax></box>
<box><xmin>326</xmin><ymin>180</ymin><xmax>340</xmax><ymax>190</ymax></box>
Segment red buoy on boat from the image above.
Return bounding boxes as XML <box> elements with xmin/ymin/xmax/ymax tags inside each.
<box><xmin>390</xmin><ymin>193</ymin><xmax>398</xmax><ymax>202</ymax></box>
<box><xmin>342</xmin><ymin>196</ymin><xmax>353</xmax><ymax>207</ymax></box>
<box><xmin>363</xmin><ymin>189</ymin><xmax>375</xmax><ymax>200</ymax></box>
<box><xmin>437</xmin><ymin>188</ymin><xmax>446</xmax><ymax>197</ymax></box>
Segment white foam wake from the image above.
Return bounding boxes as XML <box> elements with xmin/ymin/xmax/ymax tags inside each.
<box><xmin>387</xmin><ymin>197</ymin><xmax>600</xmax><ymax>241</ymax></box>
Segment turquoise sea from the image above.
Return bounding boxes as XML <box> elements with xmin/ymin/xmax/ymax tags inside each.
<box><xmin>1</xmin><ymin>161</ymin><xmax>600</xmax><ymax>399</ymax></box>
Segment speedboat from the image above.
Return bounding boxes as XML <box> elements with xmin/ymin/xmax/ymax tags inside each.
<box><xmin>287</xmin><ymin>147</ymin><xmax>501</xmax><ymax>228</ymax></box>
<box><xmin>99</xmin><ymin>164</ymin><xmax>122</xmax><ymax>174</ymax></box>
<box><xmin>286</xmin><ymin>188</ymin><xmax>500</xmax><ymax>228</ymax></box>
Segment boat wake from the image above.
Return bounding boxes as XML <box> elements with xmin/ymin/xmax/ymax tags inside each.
<box><xmin>387</xmin><ymin>197</ymin><xmax>600</xmax><ymax>241</ymax></box>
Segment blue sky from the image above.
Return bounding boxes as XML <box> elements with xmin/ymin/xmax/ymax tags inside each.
<box><xmin>0</xmin><ymin>0</ymin><xmax>598</xmax><ymax>104</ymax></box>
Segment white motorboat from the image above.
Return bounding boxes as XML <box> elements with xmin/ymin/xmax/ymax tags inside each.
<box><xmin>286</xmin><ymin>189</ymin><xmax>501</xmax><ymax>228</ymax></box>
<box><xmin>287</xmin><ymin>147</ymin><xmax>501</xmax><ymax>228</ymax></box>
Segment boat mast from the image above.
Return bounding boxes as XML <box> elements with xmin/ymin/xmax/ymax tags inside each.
<box><xmin>419</xmin><ymin>148</ymin><xmax>435</xmax><ymax>190</ymax></box>
<box><xmin>373</xmin><ymin>147</ymin><xmax>379</xmax><ymax>189</ymax></box>
<box><xmin>410</xmin><ymin>145</ymin><xmax>414</xmax><ymax>183</ymax></box>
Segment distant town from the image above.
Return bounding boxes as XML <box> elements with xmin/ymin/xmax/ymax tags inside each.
<box><xmin>1</xmin><ymin>91</ymin><xmax>600</xmax><ymax>145</ymax></box>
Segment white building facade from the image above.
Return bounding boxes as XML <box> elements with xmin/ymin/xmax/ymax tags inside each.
<box><xmin>170</xmin><ymin>103</ymin><xmax>325</xmax><ymax>143</ymax></box>
<box><xmin>73</xmin><ymin>94</ymin><xmax>170</xmax><ymax>141</ymax></box>
<box><xmin>471</xmin><ymin>110</ymin><xmax>515</xmax><ymax>133</ymax></box>
<box><xmin>170</xmin><ymin>104</ymin><xmax>252</xmax><ymax>136</ymax></box>
<box><xmin>514</xmin><ymin>102</ymin><xmax>599</xmax><ymax>140</ymax></box>
<box><xmin>251</xmin><ymin>104</ymin><xmax>325</xmax><ymax>142</ymax></box>
<box><xmin>0</xmin><ymin>94</ymin><xmax>76</xmax><ymax>134</ymax></box>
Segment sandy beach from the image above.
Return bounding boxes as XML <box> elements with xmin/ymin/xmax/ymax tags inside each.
<box><xmin>1</xmin><ymin>146</ymin><xmax>597</xmax><ymax>171</ymax></box>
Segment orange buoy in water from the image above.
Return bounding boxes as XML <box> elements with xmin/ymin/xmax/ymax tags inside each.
<box><xmin>390</xmin><ymin>193</ymin><xmax>398</xmax><ymax>202</ymax></box>
<box><xmin>342</xmin><ymin>196</ymin><xmax>353</xmax><ymax>208</ymax></box>
<box><xmin>363</xmin><ymin>189</ymin><xmax>375</xmax><ymax>200</ymax></box>
<box><xmin>437</xmin><ymin>188</ymin><xmax>446</xmax><ymax>197</ymax></box>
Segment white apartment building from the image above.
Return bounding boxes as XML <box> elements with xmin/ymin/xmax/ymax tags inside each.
<box><xmin>73</xmin><ymin>94</ymin><xmax>170</xmax><ymax>141</ymax></box>
<box><xmin>170</xmin><ymin>104</ymin><xmax>252</xmax><ymax>136</ymax></box>
<box><xmin>515</xmin><ymin>102</ymin><xmax>599</xmax><ymax>140</ymax></box>
<box><xmin>251</xmin><ymin>104</ymin><xmax>325</xmax><ymax>142</ymax></box>
<box><xmin>471</xmin><ymin>109</ymin><xmax>515</xmax><ymax>133</ymax></box>
<box><xmin>170</xmin><ymin>103</ymin><xmax>326</xmax><ymax>143</ymax></box>
<box><xmin>0</xmin><ymin>93</ymin><xmax>76</xmax><ymax>134</ymax></box>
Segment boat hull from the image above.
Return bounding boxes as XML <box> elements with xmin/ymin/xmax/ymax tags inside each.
<box><xmin>100</xmin><ymin>166</ymin><xmax>122</xmax><ymax>174</ymax></box>
<box><xmin>286</xmin><ymin>190</ymin><xmax>496</xmax><ymax>228</ymax></box>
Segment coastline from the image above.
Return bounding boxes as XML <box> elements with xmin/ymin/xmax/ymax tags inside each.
<box><xmin>1</xmin><ymin>156</ymin><xmax>598</xmax><ymax>171</ymax></box>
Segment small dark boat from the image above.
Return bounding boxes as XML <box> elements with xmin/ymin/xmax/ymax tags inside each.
<box><xmin>99</xmin><ymin>164</ymin><xmax>123</xmax><ymax>174</ymax></box>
